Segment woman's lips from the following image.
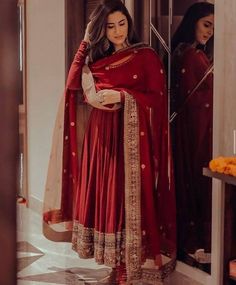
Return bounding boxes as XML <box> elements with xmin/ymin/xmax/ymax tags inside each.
<box><xmin>115</xmin><ymin>36</ymin><xmax>123</xmax><ymax>40</ymax></box>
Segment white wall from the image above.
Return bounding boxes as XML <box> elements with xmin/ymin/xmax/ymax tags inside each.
<box><xmin>211</xmin><ymin>1</ymin><xmax>236</xmax><ymax>284</ymax></box>
<box><xmin>214</xmin><ymin>0</ymin><xmax>236</xmax><ymax>157</ymax></box>
<box><xmin>26</xmin><ymin>0</ymin><xmax>65</xmax><ymax>209</ymax></box>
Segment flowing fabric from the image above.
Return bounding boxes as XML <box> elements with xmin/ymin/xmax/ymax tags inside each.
<box><xmin>171</xmin><ymin>43</ymin><xmax>213</xmax><ymax>267</ymax></box>
<box><xmin>43</xmin><ymin>41</ymin><xmax>176</xmax><ymax>284</ymax></box>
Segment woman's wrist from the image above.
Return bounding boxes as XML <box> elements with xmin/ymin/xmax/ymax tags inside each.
<box><xmin>83</xmin><ymin>22</ymin><xmax>92</xmax><ymax>44</ymax></box>
<box><xmin>83</xmin><ymin>36</ymin><xmax>90</xmax><ymax>43</ymax></box>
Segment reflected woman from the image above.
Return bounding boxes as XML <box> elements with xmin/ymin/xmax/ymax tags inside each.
<box><xmin>43</xmin><ymin>0</ymin><xmax>176</xmax><ymax>284</ymax></box>
<box><xmin>171</xmin><ymin>2</ymin><xmax>214</xmax><ymax>272</ymax></box>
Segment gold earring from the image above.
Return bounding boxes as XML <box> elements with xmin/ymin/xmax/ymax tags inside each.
<box><xmin>103</xmin><ymin>38</ymin><xmax>110</xmax><ymax>51</ymax></box>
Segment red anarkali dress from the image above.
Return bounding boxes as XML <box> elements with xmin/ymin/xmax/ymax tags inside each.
<box><xmin>43</xmin><ymin>41</ymin><xmax>176</xmax><ymax>284</ymax></box>
<box><xmin>171</xmin><ymin>44</ymin><xmax>213</xmax><ymax>267</ymax></box>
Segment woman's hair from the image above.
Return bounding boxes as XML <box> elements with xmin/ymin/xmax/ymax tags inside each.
<box><xmin>87</xmin><ymin>0</ymin><xmax>139</xmax><ymax>62</ymax></box>
<box><xmin>171</xmin><ymin>2</ymin><xmax>214</xmax><ymax>60</ymax></box>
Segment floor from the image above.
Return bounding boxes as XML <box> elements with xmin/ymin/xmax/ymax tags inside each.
<box><xmin>17</xmin><ymin>204</ymin><xmax>203</xmax><ymax>285</ymax></box>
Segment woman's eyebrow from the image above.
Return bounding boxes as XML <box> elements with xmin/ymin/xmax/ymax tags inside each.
<box><xmin>205</xmin><ymin>20</ymin><xmax>214</xmax><ymax>25</ymax></box>
<box><xmin>107</xmin><ymin>18</ymin><xmax>126</xmax><ymax>25</ymax></box>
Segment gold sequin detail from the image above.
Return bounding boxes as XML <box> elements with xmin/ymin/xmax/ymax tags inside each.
<box><xmin>72</xmin><ymin>222</ymin><xmax>126</xmax><ymax>267</ymax></box>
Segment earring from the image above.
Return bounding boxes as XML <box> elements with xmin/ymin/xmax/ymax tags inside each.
<box><xmin>125</xmin><ymin>37</ymin><xmax>130</xmax><ymax>47</ymax></box>
<box><xmin>103</xmin><ymin>38</ymin><xmax>110</xmax><ymax>51</ymax></box>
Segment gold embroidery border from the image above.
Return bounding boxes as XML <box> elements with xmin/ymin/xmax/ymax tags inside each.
<box><xmin>72</xmin><ymin>221</ymin><xmax>126</xmax><ymax>267</ymax></box>
<box><xmin>140</xmin><ymin>259</ymin><xmax>176</xmax><ymax>284</ymax></box>
<box><xmin>123</xmin><ymin>92</ymin><xmax>142</xmax><ymax>280</ymax></box>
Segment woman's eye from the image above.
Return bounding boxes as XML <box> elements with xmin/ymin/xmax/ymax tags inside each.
<box><xmin>119</xmin><ymin>23</ymin><xmax>125</xmax><ymax>26</ymax></box>
<box><xmin>204</xmin><ymin>22</ymin><xmax>211</xmax><ymax>28</ymax></box>
<box><xmin>107</xmin><ymin>25</ymin><xmax>114</xmax><ymax>29</ymax></box>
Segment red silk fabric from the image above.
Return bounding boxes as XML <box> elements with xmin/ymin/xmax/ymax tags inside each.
<box><xmin>172</xmin><ymin>44</ymin><xmax>213</xmax><ymax>258</ymax></box>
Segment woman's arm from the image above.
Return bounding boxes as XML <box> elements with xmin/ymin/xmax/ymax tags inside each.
<box><xmin>81</xmin><ymin>65</ymin><xmax>122</xmax><ymax>110</ymax></box>
<box><xmin>65</xmin><ymin>22</ymin><xmax>92</xmax><ymax>90</ymax></box>
<box><xmin>65</xmin><ymin>41</ymin><xmax>89</xmax><ymax>90</ymax></box>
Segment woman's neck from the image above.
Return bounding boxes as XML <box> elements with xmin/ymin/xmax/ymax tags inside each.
<box><xmin>114</xmin><ymin>42</ymin><xmax>128</xmax><ymax>52</ymax></box>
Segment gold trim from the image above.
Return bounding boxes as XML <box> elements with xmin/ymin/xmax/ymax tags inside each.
<box><xmin>123</xmin><ymin>93</ymin><xmax>142</xmax><ymax>280</ymax></box>
<box><xmin>108</xmin><ymin>54</ymin><xmax>135</xmax><ymax>69</ymax></box>
<box><xmin>72</xmin><ymin>221</ymin><xmax>126</xmax><ymax>267</ymax></box>
<box><xmin>140</xmin><ymin>259</ymin><xmax>176</xmax><ymax>284</ymax></box>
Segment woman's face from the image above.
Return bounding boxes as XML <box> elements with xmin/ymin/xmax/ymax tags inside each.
<box><xmin>195</xmin><ymin>14</ymin><xmax>214</xmax><ymax>45</ymax></box>
<box><xmin>106</xmin><ymin>11</ymin><xmax>128</xmax><ymax>51</ymax></box>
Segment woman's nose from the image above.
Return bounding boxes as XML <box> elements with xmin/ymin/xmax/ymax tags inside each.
<box><xmin>208</xmin><ymin>28</ymin><xmax>214</xmax><ymax>36</ymax></box>
<box><xmin>114</xmin><ymin>25</ymin><xmax>121</xmax><ymax>34</ymax></box>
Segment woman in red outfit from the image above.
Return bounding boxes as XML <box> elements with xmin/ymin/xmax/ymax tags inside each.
<box><xmin>43</xmin><ymin>0</ymin><xmax>176</xmax><ymax>283</ymax></box>
<box><xmin>171</xmin><ymin>2</ymin><xmax>214</xmax><ymax>272</ymax></box>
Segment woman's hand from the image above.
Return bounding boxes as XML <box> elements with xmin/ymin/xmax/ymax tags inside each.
<box><xmin>84</xmin><ymin>22</ymin><xmax>92</xmax><ymax>43</ymax></box>
<box><xmin>82</xmin><ymin>66</ymin><xmax>121</xmax><ymax>111</ymax></box>
<box><xmin>97</xmin><ymin>89</ymin><xmax>121</xmax><ymax>105</ymax></box>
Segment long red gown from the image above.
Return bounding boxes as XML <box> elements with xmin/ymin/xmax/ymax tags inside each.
<box><xmin>171</xmin><ymin>43</ymin><xmax>213</xmax><ymax>267</ymax></box>
<box><xmin>43</xmin><ymin>41</ymin><xmax>176</xmax><ymax>284</ymax></box>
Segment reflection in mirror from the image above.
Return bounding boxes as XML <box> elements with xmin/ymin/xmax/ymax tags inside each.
<box><xmin>170</xmin><ymin>1</ymin><xmax>214</xmax><ymax>273</ymax></box>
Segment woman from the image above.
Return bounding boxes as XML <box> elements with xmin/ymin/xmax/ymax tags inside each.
<box><xmin>43</xmin><ymin>0</ymin><xmax>176</xmax><ymax>284</ymax></box>
<box><xmin>171</xmin><ymin>2</ymin><xmax>214</xmax><ymax>272</ymax></box>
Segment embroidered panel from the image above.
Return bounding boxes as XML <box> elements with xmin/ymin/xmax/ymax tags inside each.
<box><xmin>123</xmin><ymin>92</ymin><xmax>142</xmax><ymax>280</ymax></box>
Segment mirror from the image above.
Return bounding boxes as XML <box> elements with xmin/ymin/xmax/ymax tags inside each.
<box><xmin>170</xmin><ymin>0</ymin><xmax>214</xmax><ymax>273</ymax></box>
<box><xmin>17</xmin><ymin>1</ymin><xmax>214</xmax><ymax>283</ymax></box>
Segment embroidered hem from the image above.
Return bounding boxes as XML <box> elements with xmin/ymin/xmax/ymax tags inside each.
<box><xmin>72</xmin><ymin>221</ymin><xmax>126</xmax><ymax>267</ymax></box>
<box><xmin>140</xmin><ymin>259</ymin><xmax>176</xmax><ymax>284</ymax></box>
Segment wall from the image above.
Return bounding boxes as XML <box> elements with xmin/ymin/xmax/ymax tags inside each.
<box><xmin>26</xmin><ymin>0</ymin><xmax>65</xmax><ymax>210</ymax></box>
<box><xmin>214</xmin><ymin>0</ymin><xmax>236</xmax><ymax>157</ymax></box>
<box><xmin>211</xmin><ymin>1</ymin><xmax>236</xmax><ymax>284</ymax></box>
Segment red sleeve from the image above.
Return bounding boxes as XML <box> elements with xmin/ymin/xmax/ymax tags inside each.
<box><xmin>66</xmin><ymin>41</ymin><xmax>89</xmax><ymax>90</ymax></box>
